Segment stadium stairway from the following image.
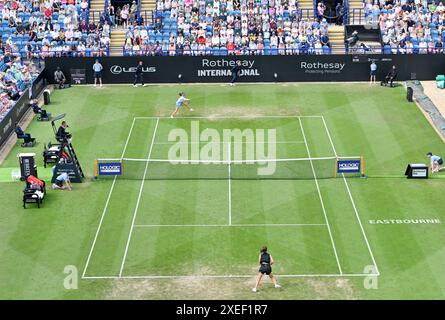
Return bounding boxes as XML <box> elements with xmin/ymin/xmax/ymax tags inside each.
<box><xmin>110</xmin><ymin>29</ymin><xmax>126</xmax><ymax>56</ymax></box>
<box><xmin>89</xmin><ymin>0</ymin><xmax>105</xmax><ymax>23</ymax></box>
<box><xmin>328</xmin><ymin>24</ymin><xmax>345</xmax><ymax>54</ymax></box>
<box><xmin>90</xmin><ymin>0</ymin><xmax>105</xmax><ymax>11</ymax></box>
<box><xmin>140</xmin><ymin>0</ymin><xmax>156</xmax><ymax>20</ymax></box>
<box><xmin>298</xmin><ymin>0</ymin><xmax>314</xmax><ymax>19</ymax></box>
<box><xmin>349</xmin><ymin>0</ymin><xmax>365</xmax><ymax>25</ymax></box>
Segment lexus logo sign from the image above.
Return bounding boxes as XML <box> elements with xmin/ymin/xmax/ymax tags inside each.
<box><xmin>110</xmin><ymin>65</ymin><xmax>122</xmax><ymax>74</ymax></box>
<box><xmin>110</xmin><ymin>65</ymin><xmax>156</xmax><ymax>75</ymax></box>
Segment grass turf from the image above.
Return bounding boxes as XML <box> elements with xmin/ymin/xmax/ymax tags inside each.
<box><xmin>0</xmin><ymin>83</ymin><xmax>444</xmax><ymax>299</ymax></box>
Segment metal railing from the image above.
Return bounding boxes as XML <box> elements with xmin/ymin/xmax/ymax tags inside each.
<box><xmin>349</xmin><ymin>8</ymin><xmax>365</xmax><ymax>25</ymax></box>
<box><xmin>89</xmin><ymin>10</ymin><xmax>103</xmax><ymax>23</ymax></box>
<box><xmin>139</xmin><ymin>10</ymin><xmax>155</xmax><ymax>25</ymax></box>
<box><xmin>6</xmin><ymin>49</ymin><xmax>110</xmax><ymax>61</ymax></box>
<box><xmin>299</xmin><ymin>8</ymin><xmax>314</xmax><ymax>20</ymax></box>
<box><xmin>122</xmin><ymin>47</ymin><xmax>335</xmax><ymax>56</ymax></box>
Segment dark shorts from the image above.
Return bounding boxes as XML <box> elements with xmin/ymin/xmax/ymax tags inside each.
<box><xmin>94</xmin><ymin>71</ymin><xmax>102</xmax><ymax>79</ymax></box>
<box><xmin>55</xmin><ymin>179</ymin><xmax>64</xmax><ymax>187</ymax></box>
<box><xmin>259</xmin><ymin>264</ymin><xmax>272</xmax><ymax>275</ymax></box>
<box><xmin>438</xmin><ymin>158</ymin><xmax>443</xmax><ymax>165</ymax></box>
<box><xmin>370</xmin><ymin>70</ymin><xmax>376</xmax><ymax>76</ymax></box>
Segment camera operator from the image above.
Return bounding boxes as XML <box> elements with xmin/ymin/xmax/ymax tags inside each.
<box><xmin>346</xmin><ymin>30</ymin><xmax>359</xmax><ymax>48</ymax></box>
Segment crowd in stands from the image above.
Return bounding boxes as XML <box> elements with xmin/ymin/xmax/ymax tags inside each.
<box><xmin>0</xmin><ymin>53</ymin><xmax>39</xmax><ymax>122</ymax></box>
<box><xmin>365</xmin><ymin>0</ymin><xmax>445</xmax><ymax>54</ymax></box>
<box><xmin>123</xmin><ymin>0</ymin><xmax>333</xmax><ymax>55</ymax></box>
<box><xmin>0</xmin><ymin>0</ymin><xmax>111</xmax><ymax>58</ymax></box>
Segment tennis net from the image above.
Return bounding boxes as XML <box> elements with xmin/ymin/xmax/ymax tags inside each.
<box><xmin>94</xmin><ymin>156</ymin><xmax>364</xmax><ymax>180</ymax></box>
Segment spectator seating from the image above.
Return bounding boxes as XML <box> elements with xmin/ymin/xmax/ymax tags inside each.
<box><xmin>0</xmin><ymin>0</ymin><xmax>110</xmax><ymax>58</ymax></box>
<box><xmin>0</xmin><ymin>54</ymin><xmax>39</xmax><ymax>122</ymax></box>
<box><xmin>364</xmin><ymin>0</ymin><xmax>445</xmax><ymax>54</ymax></box>
<box><xmin>123</xmin><ymin>0</ymin><xmax>333</xmax><ymax>56</ymax></box>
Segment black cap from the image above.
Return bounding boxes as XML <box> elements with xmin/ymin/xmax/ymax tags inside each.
<box><xmin>427</xmin><ymin>152</ymin><xmax>432</xmax><ymax>156</ymax></box>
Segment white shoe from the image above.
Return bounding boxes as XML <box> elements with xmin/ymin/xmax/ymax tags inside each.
<box><xmin>170</xmin><ymin>115</ymin><xmax>174</xmax><ymax>118</ymax></box>
<box><xmin>143</xmin><ymin>84</ymin><xmax>147</xmax><ymax>87</ymax></box>
<box><xmin>190</xmin><ymin>108</ymin><xmax>194</xmax><ymax>111</ymax></box>
<box><xmin>252</xmin><ymin>288</ymin><xmax>257</xmax><ymax>292</ymax></box>
<box><xmin>275</xmin><ymin>284</ymin><xmax>281</xmax><ymax>288</ymax></box>
<box><xmin>133</xmin><ymin>84</ymin><xmax>137</xmax><ymax>87</ymax></box>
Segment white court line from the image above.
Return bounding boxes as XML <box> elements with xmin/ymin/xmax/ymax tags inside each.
<box><xmin>134</xmin><ymin>115</ymin><xmax>323</xmax><ymax>120</ymax></box>
<box><xmin>118</xmin><ymin>117</ymin><xmax>160</xmax><ymax>277</ymax></box>
<box><xmin>228</xmin><ymin>142</ymin><xmax>232</xmax><ymax>226</ymax></box>
<box><xmin>151</xmin><ymin>141</ymin><xmax>306</xmax><ymax>145</ymax></box>
<box><xmin>321</xmin><ymin>116</ymin><xmax>380</xmax><ymax>276</ymax></box>
<box><xmin>82</xmin><ymin>273</ymin><xmax>379</xmax><ymax>280</ymax></box>
<box><xmin>298</xmin><ymin>117</ymin><xmax>343</xmax><ymax>275</ymax></box>
<box><xmin>82</xmin><ymin>117</ymin><xmax>137</xmax><ymax>279</ymax></box>
<box><xmin>133</xmin><ymin>223</ymin><xmax>327</xmax><ymax>227</ymax></box>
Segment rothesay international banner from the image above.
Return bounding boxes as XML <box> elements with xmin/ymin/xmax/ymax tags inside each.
<box><xmin>44</xmin><ymin>54</ymin><xmax>445</xmax><ymax>84</ymax></box>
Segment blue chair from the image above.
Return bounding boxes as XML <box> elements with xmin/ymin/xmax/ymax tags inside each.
<box><xmin>322</xmin><ymin>45</ymin><xmax>331</xmax><ymax>54</ymax></box>
<box><xmin>383</xmin><ymin>45</ymin><xmax>391</xmax><ymax>54</ymax></box>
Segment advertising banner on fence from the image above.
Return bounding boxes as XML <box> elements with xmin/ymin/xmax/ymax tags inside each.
<box><xmin>44</xmin><ymin>54</ymin><xmax>445</xmax><ymax>84</ymax></box>
<box><xmin>0</xmin><ymin>89</ymin><xmax>30</xmax><ymax>148</ymax></box>
<box><xmin>0</xmin><ymin>73</ymin><xmax>46</xmax><ymax>148</ymax></box>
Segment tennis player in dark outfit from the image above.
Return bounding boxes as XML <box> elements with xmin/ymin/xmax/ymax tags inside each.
<box><xmin>230</xmin><ymin>61</ymin><xmax>241</xmax><ymax>86</ymax></box>
<box><xmin>252</xmin><ymin>246</ymin><xmax>281</xmax><ymax>292</ymax></box>
<box><xmin>133</xmin><ymin>61</ymin><xmax>146</xmax><ymax>87</ymax></box>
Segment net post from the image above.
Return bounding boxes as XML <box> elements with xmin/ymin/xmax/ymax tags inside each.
<box><xmin>360</xmin><ymin>155</ymin><xmax>365</xmax><ymax>177</ymax></box>
<box><xmin>334</xmin><ymin>157</ymin><xmax>338</xmax><ymax>178</ymax></box>
<box><xmin>94</xmin><ymin>159</ymin><xmax>98</xmax><ymax>179</ymax></box>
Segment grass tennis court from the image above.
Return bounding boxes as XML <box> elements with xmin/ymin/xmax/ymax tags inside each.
<box><xmin>1</xmin><ymin>84</ymin><xmax>445</xmax><ymax>299</ymax></box>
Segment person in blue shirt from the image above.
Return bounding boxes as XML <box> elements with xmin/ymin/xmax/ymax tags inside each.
<box><xmin>370</xmin><ymin>61</ymin><xmax>377</xmax><ymax>84</ymax></box>
<box><xmin>170</xmin><ymin>92</ymin><xmax>193</xmax><ymax>118</ymax></box>
<box><xmin>427</xmin><ymin>152</ymin><xmax>444</xmax><ymax>173</ymax></box>
<box><xmin>93</xmin><ymin>59</ymin><xmax>103</xmax><ymax>87</ymax></box>
<box><xmin>52</xmin><ymin>172</ymin><xmax>72</xmax><ymax>190</ymax></box>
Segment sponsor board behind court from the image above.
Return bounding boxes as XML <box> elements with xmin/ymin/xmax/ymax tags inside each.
<box><xmin>44</xmin><ymin>55</ymin><xmax>445</xmax><ymax>84</ymax></box>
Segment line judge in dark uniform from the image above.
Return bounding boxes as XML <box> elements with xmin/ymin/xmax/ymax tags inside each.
<box><xmin>252</xmin><ymin>246</ymin><xmax>281</xmax><ymax>292</ymax></box>
<box><xmin>230</xmin><ymin>60</ymin><xmax>241</xmax><ymax>86</ymax></box>
<box><xmin>133</xmin><ymin>61</ymin><xmax>146</xmax><ymax>87</ymax></box>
